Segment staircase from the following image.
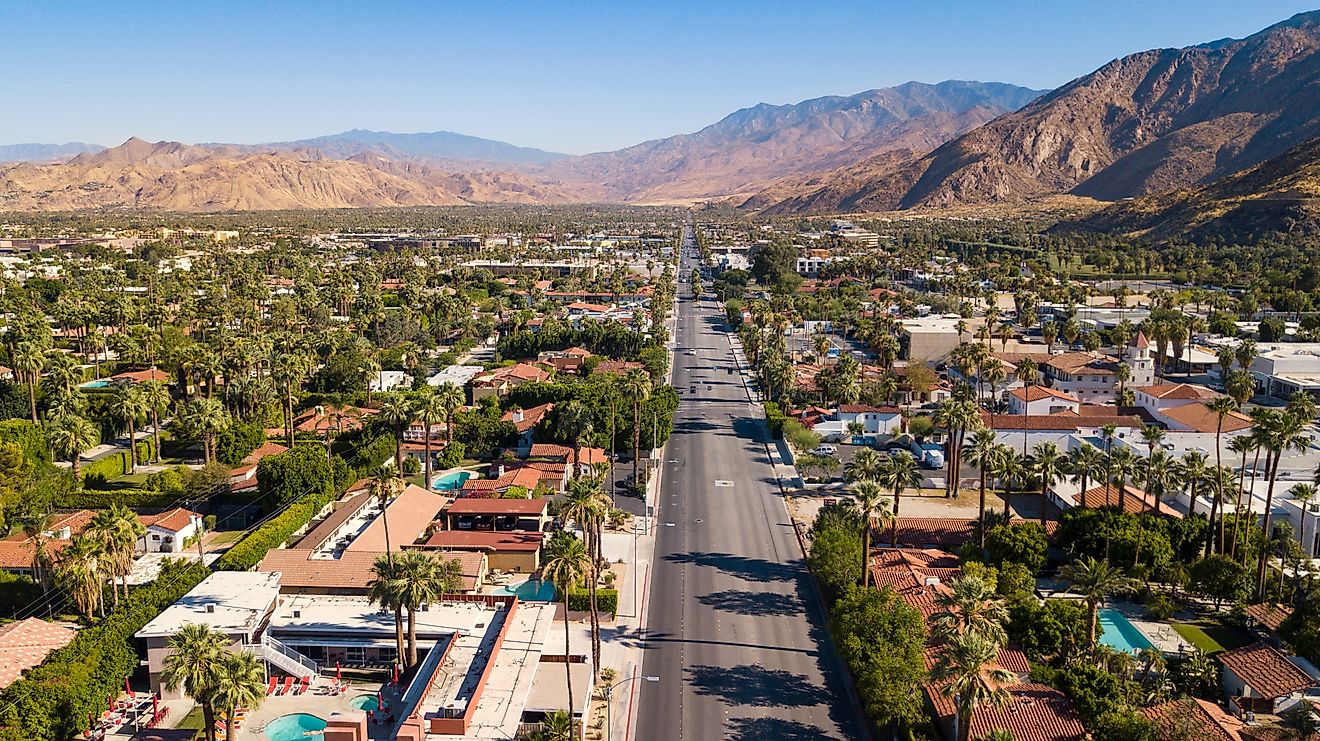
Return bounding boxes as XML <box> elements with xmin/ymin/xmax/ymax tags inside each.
<box><xmin>246</xmin><ymin>635</ymin><xmax>319</xmax><ymax>679</ymax></box>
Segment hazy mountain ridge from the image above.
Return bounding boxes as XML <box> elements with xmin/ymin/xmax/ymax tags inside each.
<box><xmin>0</xmin><ymin>142</ymin><xmax>106</xmax><ymax>164</ymax></box>
<box><xmin>751</xmin><ymin>10</ymin><xmax>1320</xmax><ymax>214</ymax></box>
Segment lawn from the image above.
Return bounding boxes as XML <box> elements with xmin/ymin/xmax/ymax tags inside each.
<box><xmin>206</xmin><ymin>530</ymin><xmax>246</xmax><ymax>546</ymax></box>
<box><xmin>1171</xmin><ymin>620</ymin><xmax>1253</xmax><ymax>654</ymax></box>
<box><xmin>175</xmin><ymin>707</ymin><xmax>204</xmax><ymax>738</ymax></box>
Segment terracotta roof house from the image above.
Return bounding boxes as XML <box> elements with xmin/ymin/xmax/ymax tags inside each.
<box><xmin>884</xmin><ymin>518</ymin><xmax>1058</xmax><ymax>550</ymax></box>
<box><xmin>344</xmin><ymin>484</ymin><xmax>449</xmax><ymax>553</ymax></box>
<box><xmin>228</xmin><ymin>441</ymin><xmax>289</xmax><ymax>486</ymax></box>
<box><xmin>472</xmin><ymin>363</ymin><xmax>551</xmax><ymax>400</ymax></box>
<box><xmin>1243</xmin><ymin>603</ymin><xmax>1293</xmax><ymax>634</ymax></box>
<box><xmin>1070</xmin><ymin>483</ymin><xmax>1181</xmax><ymax>518</ymax></box>
<box><xmin>1007</xmin><ymin>385</ymin><xmax>1081</xmax><ymax>416</ymax></box>
<box><xmin>110</xmin><ymin>368</ymin><xmax>171</xmax><ymax>385</ymax></box>
<box><xmin>1218</xmin><ymin>641</ymin><xmax>1315</xmax><ymax>714</ymax></box>
<box><xmin>137</xmin><ymin>508</ymin><xmax>202</xmax><ymax>554</ymax></box>
<box><xmin>0</xmin><ymin>618</ymin><xmax>77</xmax><ymax>690</ymax></box>
<box><xmin>926</xmin><ymin>682</ymin><xmax>1087</xmax><ymax>741</ymax></box>
<box><xmin>293</xmin><ymin>404</ymin><xmax>377</xmax><ymax>436</ymax></box>
<box><xmin>258</xmin><ymin>549</ymin><xmax>486</xmax><ymax>594</ymax></box>
<box><xmin>869</xmin><ymin>548</ymin><xmax>962</xmax><ymax>618</ymax></box>
<box><xmin>421</xmin><ymin>531</ymin><xmax>545</xmax><ymax>574</ymax></box>
<box><xmin>1159</xmin><ymin>402</ymin><xmax>1254</xmax><ymax>434</ymax></box>
<box><xmin>1142</xmin><ymin>698</ymin><xmax>1245</xmax><ymax>741</ymax></box>
<box><xmin>592</xmin><ymin>359</ymin><xmax>646</xmax><ymax>377</ymax></box>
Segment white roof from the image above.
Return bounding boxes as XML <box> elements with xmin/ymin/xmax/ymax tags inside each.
<box><xmin>136</xmin><ymin>572</ymin><xmax>280</xmax><ymax>639</ymax></box>
<box><xmin>427</xmin><ymin>364</ymin><xmax>483</xmax><ymax>387</ymax></box>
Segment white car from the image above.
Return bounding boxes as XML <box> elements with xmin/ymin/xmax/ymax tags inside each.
<box><xmin>810</xmin><ymin>444</ymin><xmax>838</xmax><ymax>456</ymax></box>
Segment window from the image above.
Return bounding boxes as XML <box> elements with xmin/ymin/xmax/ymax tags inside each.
<box><xmin>345</xmin><ymin>646</ymin><xmax>366</xmax><ymax>663</ymax></box>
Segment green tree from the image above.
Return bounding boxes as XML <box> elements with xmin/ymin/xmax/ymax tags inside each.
<box><xmin>256</xmin><ymin>445</ymin><xmax>336</xmax><ymax>510</ymax></box>
<box><xmin>931</xmin><ymin>575</ymin><xmax>1009</xmax><ymax>646</ymax></box>
<box><xmin>368</xmin><ymin>554</ymin><xmax>406</xmax><ymax>670</ymax></box>
<box><xmin>160</xmin><ymin>623</ymin><xmax>230</xmax><ymax>741</ymax></box>
<box><xmin>395</xmin><ymin>550</ymin><xmax>461</xmax><ymax>667</ymax></box>
<box><xmin>106</xmin><ymin>384</ymin><xmax>148</xmax><ymax>474</ymax></box>
<box><xmin>1187</xmin><ymin>554</ymin><xmax>1249</xmax><ymax>609</ymax></box>
<box><xmin>46</xmin><ymin>412</ymin><xmax>99</xmax><ymax>481</ymax></box>
<box><xmin>830</xmin><ymin>586</ymin><xmax>927</xmax><ymax>734</ymax></box>
<box><xmin>1060</xmin><ymin>557</ymin><xmax>1140</xmax><ymax>649</ymax></box>
<box><xmin>984</xmin><ymin>522</ymin><xmax>1048</xmax><ymax>574</ymax></box>
<box><xmin>542</xmin><ymin>535</ymin><xmax>588</xmax><ymax>724</ymax></box>
<box><xmin>850</xmin><ymin>479</ymin><xmax>891</xmax><ymax>588</ymax></box>
<box><xmin>621</xmin><ymin>369</ymin><xmax>652</xmax><ymax>487</ymax></box>
<box><xmin>878</xmin><ymin>452</ymin><xmax>921</xmax><ymax>548</ymax></box>
<box><xmin>211</xmin><ymin>650</ymin><xmax>266</xmax><ymax>736</ymax></box>
<box><xmin>809</xmin><ymin>527</ymin><xmax>863</xmax><ymax>604</ymax></box>
<box><xmin>930</xmin><ymin>631</ymin><xmax>1016</xmax><ymax>741</ymax></box>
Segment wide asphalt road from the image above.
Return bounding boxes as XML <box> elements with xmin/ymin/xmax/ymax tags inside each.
<box><xmin>633</xmin><ymin>225</ymin><xmax>865</xmax><ymax>740</ymax></box>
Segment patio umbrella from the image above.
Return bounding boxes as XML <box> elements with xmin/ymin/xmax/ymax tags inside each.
<box><xmin>152</xmin><ymin>694</ymin><xmax>158</xmax><ymax>716</ymax></box>
<box><xmin>108</xmin><ymin>695</ymin><xmax>114</xmax><ymax>713</ymax></box>
<box><xmin>391</xmin><ymin>665</ymin><xmax>399</xmax><ymax>685</ymax></box>
<box><xmin>336</xmin><ymin>661</ymin><xmax>342</xmax><ymax>682</ymax></box>
<box><xmin>124</xmin><ymin>676</ymin><xmax>132</xmax><ymax>697</ymax></box>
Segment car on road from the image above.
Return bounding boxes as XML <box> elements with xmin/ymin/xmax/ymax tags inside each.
<box><xmin>685</xmin><ymin>350</ymin><xmax>697</xmax><ymax>355</ymax></box>
<box><xmin>811</xmin><ymin>444</ymin><xmax>838</xmax><ymax>456</ymax></box>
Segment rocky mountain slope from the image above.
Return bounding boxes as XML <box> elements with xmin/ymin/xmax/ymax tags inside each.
<box><xmin>542</xmin><ymin>80</ymin><xmax>1042</xmax><ymax>203</ymax></box>
<box><xmin>0</xmin><ymin>139</ymin><xmax>587</xmax><ymax>211</ymax></box>
<box><xmin>753</xmin><ymin>10</ymin><xmax>1320</xmax><ymax>214</ymax></box>
<box><xmin>1060</xmin><ymin>136</ymin><xmax>1320</xmax><ymax>242</ymax></box>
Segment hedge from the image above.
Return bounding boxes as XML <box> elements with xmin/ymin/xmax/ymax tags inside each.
<box><xmin>567</xmin><ymin>588</ymin><xmax>618</xmax><ymax>617</ymax></box>
<box><xmin>0</xmin><ymin>559</ymin><xmax>208</xmax><ymax>741</ymax></box>
<box><xmin>764</xmin><ymin>401</ymin><xmax>787</xmax><ymax>437</ymax></box>
<box><xmin>82</xmin><ymin>439</ymin><xmax>156</xmax><ymax>484</ymax></box>
<box><xmin>54</xmin><ymin>487</ymin><xmax>179</xmax><ymax>510</ymax></box>
<box><xmin>214</xmin><ymin>485</ymin><xmax>337</xmax><ymax>571</ymax></box>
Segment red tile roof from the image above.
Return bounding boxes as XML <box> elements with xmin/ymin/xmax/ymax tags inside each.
<box><xmin>1010</xmin><ymin>386</ymin><xmax>1079</xmax><ymax>402</ymax></box>
<box><xmin>1218</xmin><ymin>641</ymin><xmax>1313</xmax><ymax>700</ymax></box>
<box><xmin>259</xmin><ymin>549</ymin><xmax>484</xmax><ymax>593</ymax></box>
<box><xmin>344</xmin><ymin>484</ymin><xmax>448</xmax><ymax>552</ymax></box>
<box><xmin>1075</xmin><ymin>483</ymin><xmax>1180</xmax><ymax>518</ymax></box>
<box><xmin>0</xmin><ymin>618</ymin><xmax>76</xmax><ymax>690</ymax></box>
<box><xmin>1161</xmin><ymin>402</ymin><xmax>1254</xmax><ymax>434</ymax></box>
<box><xmin>869</xmin><ymin>548</ymin><xmax>962</xmax><ymax>618</ymax></box>
<box><xmin>140</xmin><ymin>508</ymin><xmax>198</xmax><ymax>533</ymax></box>
<box><xmin>1134</xmin><ymin>383</ymin><xmax>1219</xmax><ymax>401</ymax></box>
<box><xmin>446</xmin><ymin>498</ymin><xmax>549</xmax><ymax>516</ymax></box>
<box><xmin>1243</xmin><ymin>603</ymin><xmax>1293</xmax><ymax>632</ymax></box>
<box><xmin>927</xmin><ymin>682</ymin><xmax>1086</xmax><ymax>741</ymax></box>
<box><xmin>981</xmin><ymin>410</ymin><xmax>1143</xmax><ymax>431</ymax></box>
<box><xmin>838</xmin><ymin>404</ymin><xmax>901</xmax><ymax>414</ymax></box>
<box><xmin>1141</xmin><ymin>698</ymin><xmax>1245</xmax><ymax>741</ymax></box>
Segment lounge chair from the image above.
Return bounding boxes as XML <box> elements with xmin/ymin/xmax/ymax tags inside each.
<box><xmin>266</xmin><ymin>677</ymin><xmax>278</xmax><ymax>695</ymax></box>
<box><xmin>280</xmin><ymin>676</ymin><xmax>294</xmax><ymax>695</ymax></box>
<box><xmin>297</xmin><ymin>676</ymin><xmax>310</xmax><ymax>695</ymax></box>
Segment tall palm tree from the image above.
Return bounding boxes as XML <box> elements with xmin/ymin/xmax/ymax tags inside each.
<box><xmin>435</xmin><ymin>381</ymin><xmax>465</xmax><ymax>443</ymax></box>
<box><xmin>376</xmin><ymin>394</ymin><xmax>414</xmax><ymax>472</ymax></box>
<box><xmin>1253</xmin><ymin>408</ymin><xmax>1311</xmax><ymax>599</ymax></box>
<box><xmin>845</xmin><ymin>448</ymin><xmax>885</xmax><ymax>484</ymax></box>
<box><xmin>621</xmin><ymin>369</ymin><xmax>652</xmax><ymax>488</ymax></box>
<box><xmin>1140</xmin><ymin>426</ymin><xmax>1166</xmax><ymax>479</ymax></box>
<box><xmin>211</xmin><ymin>650</ymin><xmax>266</xmax><ymax>737</ymax></box>
<box><xmin>12</xmin><ymin>341</ymin><xmax>43</xmax><ymax>423</ymax></box>
<box><xmin>1227</xmin><ymin>434</ymin><xmax>1257</xmax><ymax>558</ymax></box>
<box><xmin>141</xmin><ymin>379</ymin><xmax>172</xmax><ymax>463</ymax></box>
<box><xmin>930</xmin><ymin>574</ymin><xmax>1009</xmax><ymax>646</ymax></box>
<box><xmin>19</xmin><ymin>511</ymin><xmax>52</xmax><ymax>593</ymax></box>
<box><xmin>1205</xmin><ymin>396</ymin><xmax>1239</xmax><ymax>556</ymax></box>
<box><xmin>1066</xmin><ymin>443</ymin><xmax>1104</xmax><ymax>510</ymax></box>
<box><xmin>878</xmin><ymin>452</ymin><xmax>922</xmax><ymax>548</ymax></box>
<box><xmin>1059</xmin><ymin>557</ymin><xmax>1140</xmax><ymax>648</ymax></box>
<box><xmin>935</xmin><ymin>398</ymin><xmax>981</xmax><ymax>499</ymax></box>
<box><xmin>107</xmin><ymin>383</ymin><xmax>148</xmax><ymax>474</ymax></box>
<box><xmin>369</xmin><ymin>554</ymin><xmax>406</xmax><ymax>670</ymax></box>
<box><xmin>46</xmin><ymin>412</ymin><xmax>99</xmax><ymax>480</ymax></box>
<box><xmin>179</xmin><ymin>396</ymin><xmax>229</xmax><ymax>465</ymax></box>
<box><xmin>369</xmin><ymin>466</ymin><xmax>404</xmax><ymax>563</ymax></box>
<box><xmin>85</xmin><ymin>505</ymin><xmax>143</xmax><ymax>607</ymax></box>
<box><xmin>1030</xmin><ymin>442</ymin><xmax>1065</xmax><ymax>527</ymax></box>
<box><xmin>542</xmin><ymin>536</ymin><xmax>589</xmax><ymax>726</ymax></box>
<box><xmin>850</xmin><ymin>479</ymin><xmax>891</xmax><ymax>588</ymax></box>
<box><xmin>413</xmin><ymin>387</ymin><xmax>448</xmax><ymax>486</ymax></box>
<box><xmin>271</xmin><ymin>352</ymin><xmax>311</xmax><ymax>447</ymax></box>
<box><xmin>1107</xmin><ymin>448</ymin><xmax>1140</xmax><ymax>514</ymax></box>
<box><xmin>161</xmin><ymin>623</ymin><xmax>230</xmax><ymax>741</ymax></box>
<box><xmin>557</xmin><ymin>400</ymin><xmax>594</xmax><ymax>480</ymax></box>
<box><xmin>963</xmin><ymin>429</ymin><xmax>1002</xmax><ymax>551</ymax></box>
<box><xmin>54</xmin><ymin>535</ymin><xmax>104</xmax><ymax>618</ymax></box>
<box><xmin>1179</xmin><ymin>451</ymin><xmax>1210</xmax><ymax>520</ymax></box>
<box><xmin>395</xmin><ymin>550</ymin><xmax>447</xmax><ymax>667</ymax></box>
<box><xmin>1014</xmin><ymin>358</ymin><xmax>1039</xmax><ymax>454</ymax></box>
<box><xmin>561</xmin><ymin>478</ymin><xmax>609</xmax><ymax>678</ymax></box>
<box><xmin>930</xmin><ymin>631</ymin><xmax>1016</xmax><ymax>741</ymax></box>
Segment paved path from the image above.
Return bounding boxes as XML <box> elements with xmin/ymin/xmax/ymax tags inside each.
<box><xmin>632</xmin><ymin>223</ymin><xmax>865</xmax><ymax>741</ymax></box>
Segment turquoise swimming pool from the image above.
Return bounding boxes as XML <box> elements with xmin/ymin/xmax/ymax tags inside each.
<box><xmin>79</xmin><ymin>380</ymin><xmax>109</xmax><ymax>389</ymax></box>
<box><xmin>1098</xmin><ymin>608</ymin><xmax>1154</xmax><ymax>653</ymax></box>
<box><xmin>349</xmin><ymin>695</ymin><xmax>379</xmax><ymax>712</ymax></box>
<box><xmin>433</xmin><ymin>471</ymin><xmax>473</xmax><ymax>491</ymax></box>
<box><xmin>264</xmin><ymin>713</ymin><xmax>326</xmax><ymax>741</ymax></box>
<box><xmin>494</xmin><ymin>579</ymin><xmax>557</xmax><ymax>601</ymax></box>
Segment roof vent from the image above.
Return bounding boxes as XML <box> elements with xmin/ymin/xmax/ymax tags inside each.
<box><xmin>924</xmin><ymin>576</ymin><xmax>941</xmax><ymax>587</ymax></box>
<box><xmin>292</xmin><ymin>609</ymin><xmax>301</xmax><ymax>618</ymax></box>
<box><xmin>205</xmin><ymin>604</ymin><xmax>216</xmax><ymax>613</ymax></box>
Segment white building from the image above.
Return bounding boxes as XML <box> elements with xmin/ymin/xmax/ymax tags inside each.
<box><xmin>370</xmin><ymin>370</ymin><xmax>413</xmax><ymax>393</ymax></box>
<box><xmin>137</xmin><ymin>508</ymin><xmax>203</xmax><ymax>554</ymax></box>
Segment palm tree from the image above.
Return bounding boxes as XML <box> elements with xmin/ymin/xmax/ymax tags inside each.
<box><xmin>211</xmin><ymin>650</ymin><xmax>266</xmax><ymax>737</ymax></box>
<box><xmin>46</xmin><ymin>412</ymin><xmax>98</xmax><ymax>480</ymax></box>
<box><xmin>369</xmin><ymin>554</ymin><xmax>406</xmax><ymax>671</ymax></box>
<box><xmin>1141</xmin><ymin>425</ymin><xmax>1166</xmax><ymax>473</ymax></box>
<box><xmin>963</xmin><ymin>429</ymin><xmax>1002</xmax><ymax>551</ymax></box>
<box><xmin>55</xmin><ymin>535</ymin><xmax>104</xmax><ymax>618</ymax></box>
<box><xmin>1066</xmin><ymin>443</ymin><xmax>1103</xmax><ymax>510</ymax></box>
<box><xmin>179</xmin><ymin>396</ymin><xmax>229</xmax><ymax>465</ymax></box>
<box><xmin>986</xmin><ymin>447</ymin><xmax>1024</xmax><ymax>522</ymax></box>
<box><xmin>1228</xmin><ymin>434</ymin><xmax>1256</xmax><ymax>558</ymax></box>
<box><xmin>1107</xmin><ymin>448</ymin><xmax>1139</xmax><ymax>514</ymax></box>
<box><xmin>1253</xmin><ymin>408</ymin><xmax>1311</xmax><ymax>599</ymax></box>
<box><xmin>1179</xmin><ymin>451</ymin><xmax>1210</xmax><ymax>520</ymax></box>
<box><xmin>12</xmin><ymin>341</ymin><xmax>43</xmax><ymax>423</ymax></box>
<box><xmin>433</xmin><ymin>382</ymin><xmax>465</xmax><ymax>444</ymax></box>
<box><xmin>376</xmin><ymin>394</ymin><xmax>414</xmax><ymax>471</ymax></box>
<box><xmin>850</xmin><ymin>479</ymin><xmax>891</xmax><ymax>588</ymax></box>
<box><xmin>1142</xmin><ymin>449</ymin><xmax>1180</xmax><ymax>520</ymax></box>
<box><xmin>845</xmin><ymin>448</ymin><xmax>886</xmax><ymax>484</ymax></box>
<box><xmin>161</xmin><ymin>623</ymin><xmax>230</xmax><ymax>741</ymax></box>
<box><xmin>561</xmin><ymin>478</ymin><xmax>609</xmax><ymax>678</ymax></box>
<box><xmin>557</xmin><ymin>400</ymin><xmax>594</xmax><ymax>480</ymax></box>
<box><xmin>621</xmin><ymin>369</ymin><xmax>652</xmax><ymax>488</ymax></box>
<box><xmin>936</xmin><ymin>398</ymin><xmax>981</xmax><ymax>499</ymax></box>
<box><xmin>1059</xmin><ymin>557</ymin><xmax>1140</xmax><ymax>648</ymax></box>
<box><xmin>1205</xmin><ymin>396</ymin><xmax>1239</xmax><ymax>556</ymax></box>
<box><xmin>271</xmin><ymin>352</ymin><xmax>311</xmax><ymax>447</ymax></box>
<box><xmin>878</xmin><ymin>452</ymin><xmax>922</xmax><ymax>548</ymax></box>
<box><xmin>85</xmin><ymin>505</ymin><xmax>143</xmax><ymax>607</ymax></box>
<box><xmin>19</xmin><ymin>511</ymin><xmax>52</xmax><ymax>593</ymax></box>
<box><xmin>369</xmin><ymin>466</ymin><xmax>404</xmax><ymax>563</ymax></box>
<box><xmin>1030</xmin><ymin>442</ymin><xmax>1065</xmax><ymax>527</ymax></box>
<box><xmin>930</xmin><ymin>574</ymin><xmax>1009</xmax><ymax>646</ymax></box>
<box><xmin>106</xmin><ymin>383</ymin><xmax>148</xmax><ymax>474</ymax></box>
<box><xmin>395</xmin><ymin>550</ymin><xmax>449</xmax><ymax>667</ymax></box>
<box><xmin>532</xmin><ymin>710</ymin><xmax>575</xmax><ymax>741</ymax></box>
<box><xmin>1014</xmin><ymin>358</ymin><xmax>1038</xmax><ymax>454</ymax></box>
<box><xmin>542</xmin><ymin>536</ymin><xmax>588</xmax><ymax>726</ymax></box>
<box><xmin>930</xmin><ymin>631</ymin><xmax>1016</xmax><ymax>741</ymax></box>
<box><xmin>413</xmin><ymin>387</ymin><xmax>448</xmax><ymax>487</ymax></box>
<box><xmin>141</xmin><ymin>379</ymin><xmax>172</xmax><ymax>463</ymax></box>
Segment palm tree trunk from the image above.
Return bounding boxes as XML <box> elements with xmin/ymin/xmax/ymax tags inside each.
<box><xmin>394</xmin><ymin>606</ymin><xmax>405</xmax><ymax>669</ymax></box>
<box><xmin>127</xmin><ymin>417</ymin><xmax>137</xmax><ymax>473</ymax></box>
<box><xmin>407</xmin><ymin>608</ymin><xmax>418</xmax><ymax>667</ymax></box>
<box><xmin>27</xmin><ymin>379</ymin><xmax>37</xmax><ymax>424</ymax></box>
<box><xmin>563</xmin><ymin>595</ymin><xmax>575</xmax><ymax>721</ymax></box>
<box><xmin>202</xmin><ymin>703</ymin><xmax>217</xmax><ymax>741</ymax></box>
<box><xmin>423</xmin><ymin>419</ymin><xmax>432</xmax><ymax>487</ymax></box>
<box><xmin>1231</xmin><ymin>449</ymin><xmax>1250</xmax><ymax>559</ymax></box>
<box><xmin>978</xmin><ymin>469</ymin><xmax>988</xmax><ymax>552</ymax></box>
<box><xmin>862</xmin><ymin>520</ymin><xmax>872</xmax><ymax>588</ymax></box>
<box><xmin>891</xmin><ymin>488</ymin><xmax>901</xmax><ymax>548</ymax></box>
<box><xmin>1256</xmin><ymin>451</ymin><xmax>1280</xmax><ymax>599</ymax></box>
<box><xmin>152</xmin><ymin>409</ymin><xmax>162</xmax><ymax>464</ymax></box>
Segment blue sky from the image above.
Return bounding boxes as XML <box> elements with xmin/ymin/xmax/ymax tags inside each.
<box><xmin>1</xmin><ymin>1</ymin><xmax>1315</xmax><ymax>154</ymax></box>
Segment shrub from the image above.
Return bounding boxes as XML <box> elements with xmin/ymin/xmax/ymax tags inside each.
<box><xmin>808</xmin><ymin>528</ymin><xmax>863</xmax><ymax>605</ymax></box>
<box><xmin>567</xmin><ymin>588</ymin><xmax>618</xmax><ymax>616</ymax></box>
<box><xmin>0</xmin><ymin>571</ymin><xmax>42</xmax><ymax>614</ymax></box>
<box><xmin>1145</xmin><ymin>593</ymin><xmax>1176</xmax><ymax>621</ymax></box>
<box><xmin>764</xmin><ymin>402</ymin><xmax>787</xmax><ymax>437</ymax></box>
<box><xmin>985</xmin><ymin>522</ymin><xmax>1048</xmax><ymax>574</ymax></box>
<box><xmin>216</xmin><ymin>421</ymin><xmax>267</xmax><ymax>466</ymax></box>
<box><xmin>438</xmin><ymin>441</ymin><xmax>465</xmax><ymax>469</ymax></box>
<box><xmin>215</xmin><ymin>486</ymin><xmax>336</xmax><ymax>571</ymax></box>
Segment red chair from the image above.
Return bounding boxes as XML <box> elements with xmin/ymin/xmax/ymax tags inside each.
<box><xmin>266</xmin><ymin>677</ymin><xmax>278</xmax><ymax>695</ymax></box>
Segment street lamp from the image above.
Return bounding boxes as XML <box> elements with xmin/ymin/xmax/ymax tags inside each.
<box><xmin>604</xmin><ymin>674</ymin><xmax>659</xmax><ymax>740</ymax></box>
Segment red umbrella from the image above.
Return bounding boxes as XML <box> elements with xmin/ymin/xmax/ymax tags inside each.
<box><xmin>152</xmin><ymin>694</ymin><xmax>159</xmax><ymax>716</ymax></box>
<box><xmin>124</xmin><ymin>675</ymin><xmax>132</xmax><ymax>697</ymax></box>
<box><xmin>336</xmin><ymin>661</ymin><xmax>342</xmax><ymax>682</ymax></box>
<box><xmin>391</xmin><ymin>664</ymin><xmax>399</xmax><ymax>685</ymax></box>
<box><xmin>108</xmin><ymin>695</ymin><xmax>114</xmax><ymax>713</ymax></box>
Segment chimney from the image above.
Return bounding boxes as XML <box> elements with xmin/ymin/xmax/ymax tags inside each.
<box><xmin>498</xmin><ymin>464</ymin><xmax>506</xmax><ymax>478</ymax></box>
<box><xmin>512</xmin><ymin>410</ymin><xmax>524</xmax><ymax>423</ymax></box>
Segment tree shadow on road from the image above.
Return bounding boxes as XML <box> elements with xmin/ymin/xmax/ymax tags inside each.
<box><xmin>687</xmin><ymin>664</ymin><xmax>828</xmax><ymax>708</ymax></box>
<box><xmin>663</xmin><ymin>551</ymin><xmax>796</xmax><ymax>583</ymax></box>
<box><xmin>725</xmin><ymin>716</ymin><xmax>836</xmax><ymax>740</ymax></box>
<box><xmin>696</xmin><ymin>589</ymin><xmax>803</xmax><ymax>616</ymax></box>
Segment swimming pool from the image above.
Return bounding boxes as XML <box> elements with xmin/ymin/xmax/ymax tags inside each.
<box><xmin>79</xmin><ymin>380</ymin><xmax>109</xmax><ymax>389</ymax></box>
<box><xmin>433</xmin><ymin>471</ymin><xmax>473</xmax><ymax>491</ymax></box>
<box><xmin>264</xmin><ymin>713</ymin><xmax>326</xmax><ymax>741</ymax></box>
<box><xmin>349</xmin><ymin>695</ymin><xmax>379</xmax><ymax>712</ymax></box>
<box><xmin>494</xmin><ymin>579</ymin><xmax>557</xmax><ymax>601</ymax></box>
<box><xmin>1097</xmin><ymin>608</ymin><xmax>1154</xmax><ymax>653</ymax></box>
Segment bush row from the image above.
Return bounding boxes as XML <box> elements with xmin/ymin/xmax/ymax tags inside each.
<box><xmin>214</xmin><ymin>485</ymin><xmax>337</xmax><ymax>571</ymax></box>
<box><xmin>82</xmin><ymin>439</ymin><xmax>156</xmax><ymax>484</ymax></box>
<box><xmin>566</xmin><ymin>588</ymin><xmax>618</xmax><ymax>617</ymax></box>
<box><xmin>0</xmin><ymin>560</ymin><xmax>208</xmax><ymax>741</ymax></box>
<box><xmin>764</xmin><ymin>401</ymin><xmax>787</xmax><ymax>437</ymax></box>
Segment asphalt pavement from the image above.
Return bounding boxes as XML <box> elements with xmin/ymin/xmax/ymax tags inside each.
<box><xmin>633</xmin><ymin>224</ymin><xmax>865</xmax><ymax>741</ymax></box>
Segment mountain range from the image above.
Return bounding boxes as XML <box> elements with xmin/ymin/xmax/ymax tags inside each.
<box><xmin>2</xmin><ymin>9</ymin><xmax>1319</xmax><ymax>222</ymax></box>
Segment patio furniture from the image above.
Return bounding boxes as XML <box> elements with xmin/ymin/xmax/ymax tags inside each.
<box><xmin>280</xmin><ymin>676</ymin><xmax>294</xmax><ymax>695</ymax></box>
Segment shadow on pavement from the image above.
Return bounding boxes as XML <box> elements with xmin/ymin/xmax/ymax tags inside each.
<box><xmin>686</xmin><ymin>664</ymin><xmax>828</xmax><ymax>708</ymax></box>
<box><xmin>662</xmin><ymin>551</ymin><xmax>797</xmax><ymax>582</ymax></box>
<box><xmin>725</xmin><ymin>716</ymin><xmax>836</xmax><ymax>740</ymax></box>
<box><xmin>696</xmin><ymin>589</ymin><xmax>803</xmax><ymax>617</ymax></box>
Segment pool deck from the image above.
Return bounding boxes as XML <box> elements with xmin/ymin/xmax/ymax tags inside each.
<box><xmin>237</xmin><ymin>677</ymin><xmax>400</xmax><ymax>740</ymax></box>
<box><xmin>429</xmin><ymin>466</ymin><xmax>483</xmax><ymax>491</ymax></box>
<box><xmin>1107</xmin><ymin>602</ymin><xmax>1188</xmax><ymax>655</ymax></box>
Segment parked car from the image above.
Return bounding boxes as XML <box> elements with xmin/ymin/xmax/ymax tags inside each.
<box><xmin>810</xmin><ymin>444</ymin><xmax>838</xmax><ymax>456</ymax></box>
